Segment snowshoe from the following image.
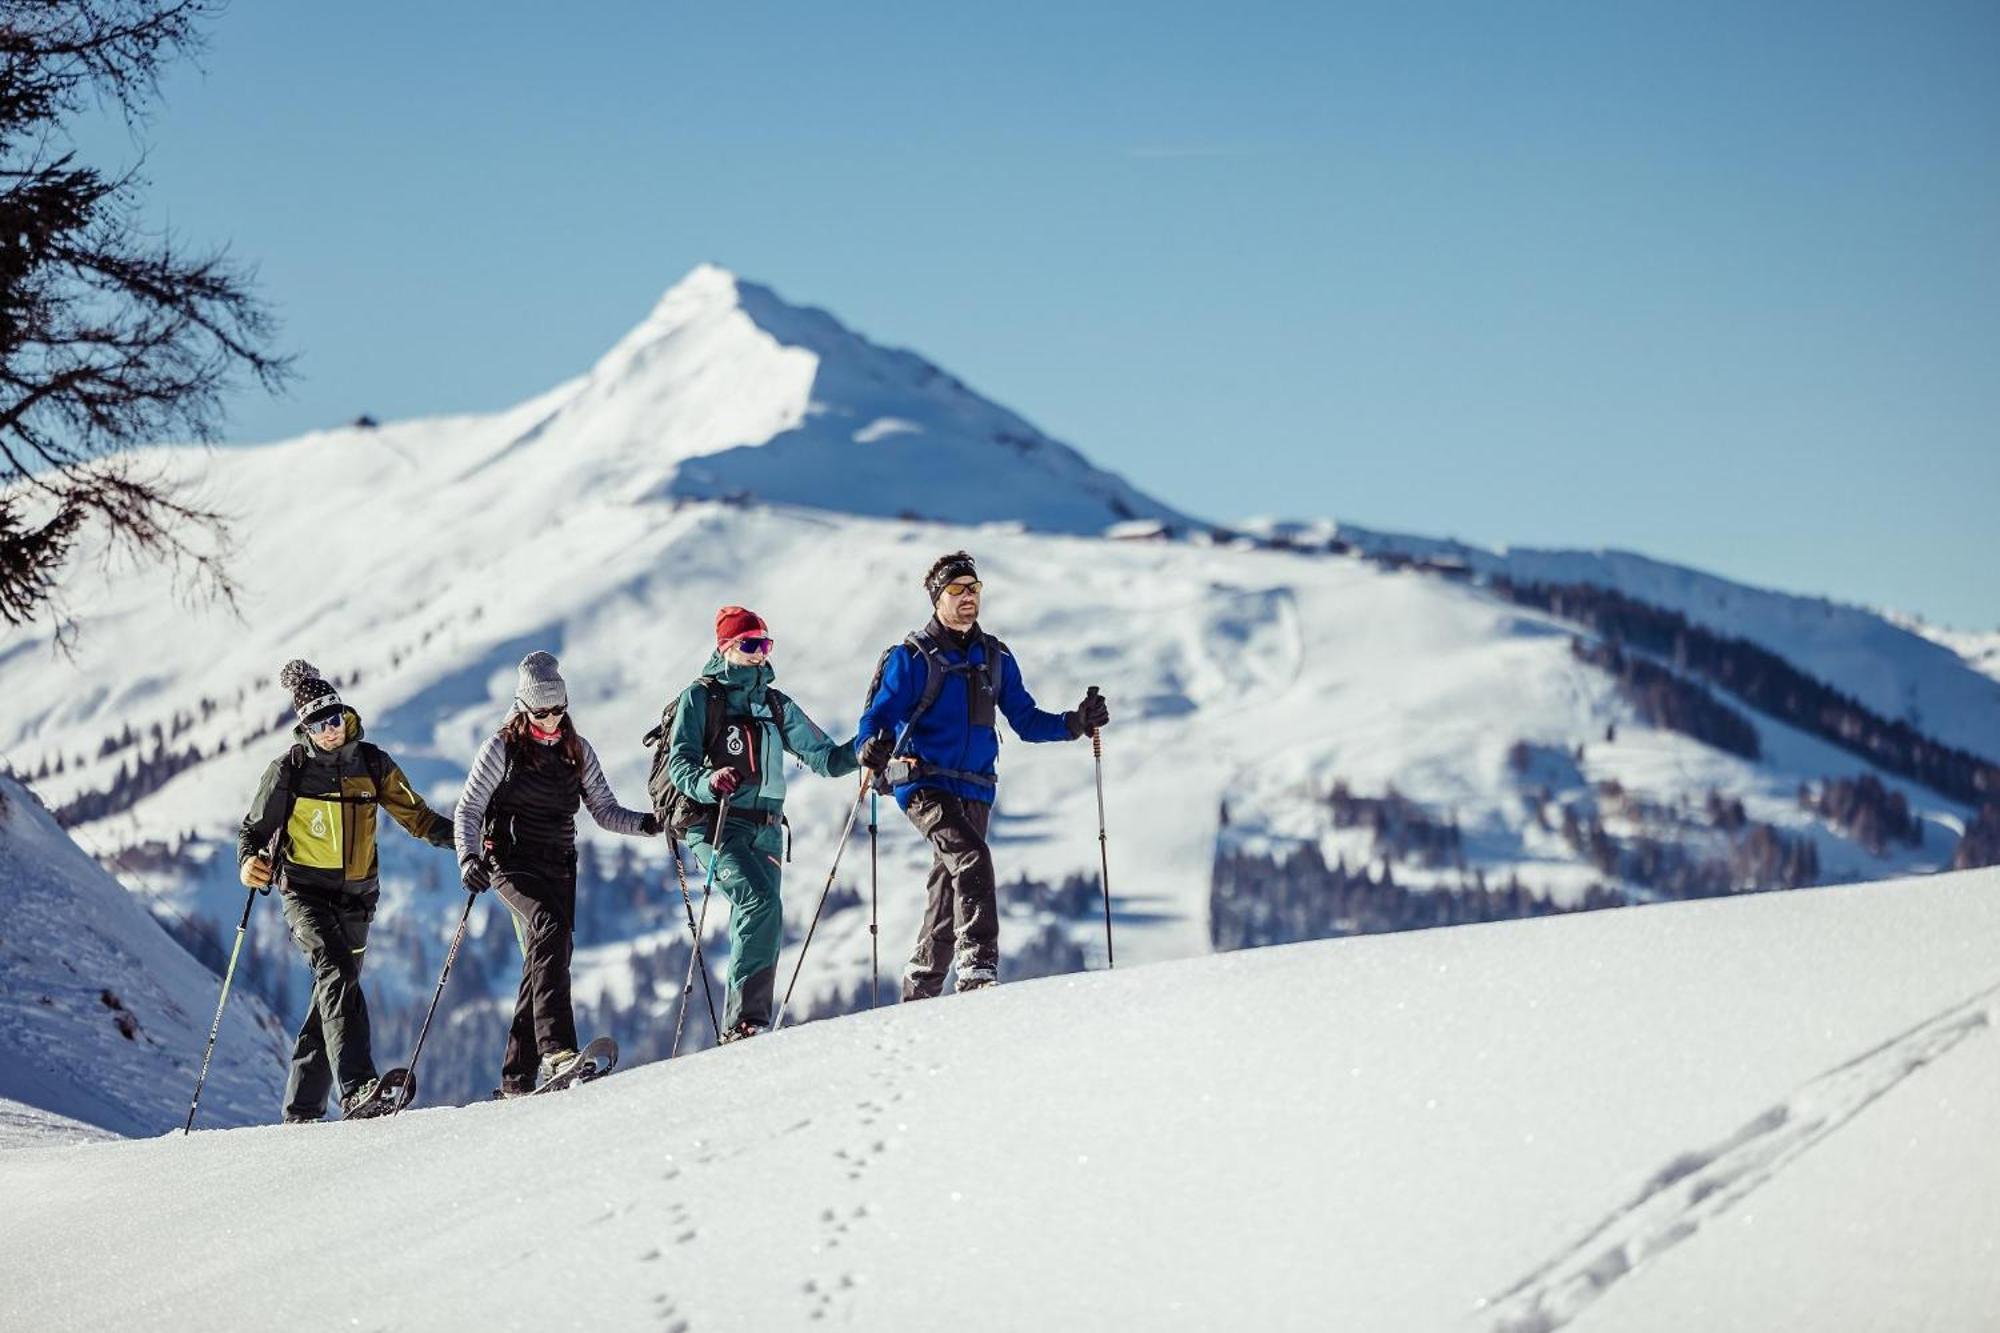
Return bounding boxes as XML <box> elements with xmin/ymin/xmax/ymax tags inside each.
<box><xmin>530</xmin><ymin>1036</ymin><xmax>617</xmax><ymax>1095</ymax></box>
<box><xmin>340</xmin><ymin>1067</ymin><xmax>415</xmax><ymax>1120</ymax></box>
<box><xmin>954</xmin><ymin>968</ymin><xmax>997</xmax><ymax>993</ymax></box>
<box><xmin>719</xmin><ymin>1021</ymin><xmax>767</xmax><ymax>1044</ymax></box>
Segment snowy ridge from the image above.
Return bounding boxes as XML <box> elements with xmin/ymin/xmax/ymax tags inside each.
<box><xmin>2</xmin><ymin>869</ymin><xmax>1996</xmax><ymax>1328</ymax></box>
<box><xmin>1317</xmin><ymin>522</ymin><xmax>2000</xmax><ymax>764</ymax></box>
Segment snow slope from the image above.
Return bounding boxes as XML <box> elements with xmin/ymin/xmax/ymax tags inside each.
<box><xmin>3</xmin><ymin>868</ymin><xmax>1996</xmax><ymax>1331</ymax></box>
<box><xmin>0</xmin><ymin>777</ymin><xmax>286</xmax><ymax>1138</ymax></box>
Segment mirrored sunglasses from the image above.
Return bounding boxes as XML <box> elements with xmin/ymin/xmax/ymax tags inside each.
<box><xmin>734</xmin><ymin>636</ymin><xmax>774</xmax><ymax>655</ymax></box>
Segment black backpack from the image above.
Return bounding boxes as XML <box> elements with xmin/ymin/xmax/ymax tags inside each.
<box><xmin>859</xmin><ymin>630</ymin><xmax>1011</xmax><ymax>793</ymax></box>
<box><xmin>641</xmin><ymin>677</ymin><xmax>789</xmax><ymax>839</ymax></box>
<box><xmin>867</xmin><ymin>629</ymin><xmax>1010</xmax><ymax>750</ymax></box>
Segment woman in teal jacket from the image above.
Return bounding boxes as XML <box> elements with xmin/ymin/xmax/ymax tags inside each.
<box><xmin>666</xmin><ymin>606</ymin><xmax>859</xmax><ymax>1040</ymax></box>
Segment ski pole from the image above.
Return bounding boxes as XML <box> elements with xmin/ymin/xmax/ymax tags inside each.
<box><xmin>181</xmin><ymin>883</ymin><xmax>260</xmax><ymax>1135</ymax></box>
<box><xmin>774</xmin><ymin>778</ymin><xmax>869</xmax><ymax>1032</ymax></box>
<box><xmin>668</xmin><ymin>836</ymin><xmax>721</xmax><ymax>1052</ymax></box>
<box><xmin>868</xmin><ymin>783</ymin><xmax>880</xmax><ymax>1010</ymax></box>
<box><xmin>670</xmin><ymin>795</ymin><xmax>731</xmax><ymax>1059</ymax></box>
<box><xmin>183</xmin><ymin>825</ymin><xmax>283</xmax><ymax>1135</ymax></box>
<box><xmin>392</xmin><ymin>888</ymin><xmax>479</xmax><ymax>1115</ymax></box>
<box><xmin>1088</xmin><ymin>684</ymin><xmax>1114</xmax><ymax>969</ymax></box>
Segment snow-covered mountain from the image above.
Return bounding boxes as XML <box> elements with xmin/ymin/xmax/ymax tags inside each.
<box><xmin>1307</xmin><ymin>520</ymin><xmax>2000</xmax><ymax>758</ymax></box>
<box><xmin>1</xmin><ymin>264</ymin><xmax>1995</xmax><ymax>1116</ymax></box>
<box><xmin>0</xmin><ymin>776</ymin><xmax>285</xmax><ymax>1137</ymax></box>
<box><xmin>4</xmin><ymin>868</ymin><xmax>1996</xmax><ymax>1329</ymax></box>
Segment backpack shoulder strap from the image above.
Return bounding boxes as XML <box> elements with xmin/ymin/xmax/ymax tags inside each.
<box><xmin>357</xmin><ymin>741</ymin><xmax>393</xmax><ymax>794</ymax></box>
<box><xmin>764</xmin><ymin>687</ymin><xmax>790</xmax><ymax>733</ymax></box>
<box><xmin>862</xmin><ymin>645</ymin><xmax>897</xmax><ymax>718</ymax></box>
<box><xmin>266</xmin><ymin>744</ymin><xmax>307</xmax><ymax>861</ymax></box>
<box><xmin>903</xmin><ymin>631</ymin><xmax>948</xmax><ymax>725</ymax></box>
<box><xmin>698</xmin><ymin>676</ymin><xmax>728</xmax><ymax>750</ymax></box>
<box><xmin>978</xmin><ymin>635</ymin><xmax>1010</xmax><ymax>694</ymax></box>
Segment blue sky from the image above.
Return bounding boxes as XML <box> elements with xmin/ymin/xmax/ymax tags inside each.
<box><xmin>79</xmin><ymin>1</ymin><xmax>1999</xmax><ymax>627</ymax></box>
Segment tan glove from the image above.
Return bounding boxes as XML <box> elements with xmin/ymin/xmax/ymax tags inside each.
<box><xmin>239</xmin><ymin>855</ymin><xmax>274</xmax><ymax>890</ymax></box>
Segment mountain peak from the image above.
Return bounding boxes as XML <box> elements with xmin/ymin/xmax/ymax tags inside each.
<box><xmin>530</xmin><ymin>268</ymin><xmax>1192</xmax><ymax>535</ymax></box>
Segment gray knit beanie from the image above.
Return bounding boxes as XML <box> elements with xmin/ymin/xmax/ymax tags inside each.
<box><xmin>514</xmin><ymin>651</ymin><xmax>567</xmax><ymax>712</ymax></box>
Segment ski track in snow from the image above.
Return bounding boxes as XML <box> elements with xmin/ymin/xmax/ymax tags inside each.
<box><xmin>1479</xmin><ymin>980</ymin><xmax>2000</xmax><ymax>1333</ymax></box>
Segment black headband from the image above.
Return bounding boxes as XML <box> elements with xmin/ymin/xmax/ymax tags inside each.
<box><xmin>926</xmin><ymin>558</ymin><xmax>978</xmax><ymax>603</ymax></box>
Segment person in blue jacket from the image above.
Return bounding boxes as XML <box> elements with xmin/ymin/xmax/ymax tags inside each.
<box><xmin>856</xmin><ymin>551</ymin><xmax>1110</xmax><ymax>998</ymax></box>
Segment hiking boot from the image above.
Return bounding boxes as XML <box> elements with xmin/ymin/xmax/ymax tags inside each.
<box><xmin>537</xmin><ymin>1049</ymin><xmax>581</xmax><ymax>1085</ymax></box>
<box><xmin>282</xmin><ymin>1112</ymin><xmax>322</xmax><ymax>1125</ymax></box>
<box><xmin>954</xmin><ymin>967</ymin><xmax>997</xmax><ymax>992</ymax></box>
<box><xmin>491</xmin><ymin>1084</ymin><xmax>534</xmax><ymax>1101</ymax></box>
<box><xmin>719</xmin><ymin>1021</ymin><xmax>767</xmax><ymax>1044</ymax></box>
<box><xmin>338</xmin><ymin>1077</ymin><xmax>380</xmax><ymax>1117</ymax></box>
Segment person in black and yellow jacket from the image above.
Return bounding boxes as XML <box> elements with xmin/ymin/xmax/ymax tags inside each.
<box><xmin>236</xmin><ymin>659</ymin><xmax>456</xmax><ymax>1122</ymax></box>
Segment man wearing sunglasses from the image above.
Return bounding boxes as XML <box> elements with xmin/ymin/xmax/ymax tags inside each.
<box><xmin>856</xmin><ymin>551</ymin><xmax>1110</xmax><ymax>998</ymax></box>
<box><xmin>661</xmin><ymin>606</ymin><xmax>859</xmax><ymax>1041</ymax></box>
<box><xmin>236</xmin><ymin>659</ymin><xmax>456</xmax><ymax>1121</ymax></box>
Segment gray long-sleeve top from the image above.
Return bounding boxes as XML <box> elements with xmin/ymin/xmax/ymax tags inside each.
<box><xmin>453</xmin><ymin>729</ymin><xmax>650</xmax><ymax>867</ymax></box>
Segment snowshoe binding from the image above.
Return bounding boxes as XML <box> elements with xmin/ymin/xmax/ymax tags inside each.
<box><xmin>340</xmin><ymin>1067</ymin><xmax>416</xmax><ymax>1120</ymax></box>
<box><xmin>530</xmin><ymin>1036</ymin><xmax>617</xmax><ymax>1095</ymax></box>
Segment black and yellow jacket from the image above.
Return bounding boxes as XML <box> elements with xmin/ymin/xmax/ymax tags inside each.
<box><xmin>236</xmin><ymin>709</ymin><xmax>454</xmax><ymax>894</ymax></box>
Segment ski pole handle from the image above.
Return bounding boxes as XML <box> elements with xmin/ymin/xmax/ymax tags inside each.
<box><xmin>1087</xmin><ymin>684</ymin><xmax>1103</xmax><ymax>757</ymax></box>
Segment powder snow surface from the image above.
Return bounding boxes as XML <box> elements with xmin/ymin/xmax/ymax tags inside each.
<box><xmin>3</xmin><ymin>869</ymin><xmax>1996</xmax><ymax>1331</ymax></box>
<box><xmin>0</xmin><ymin>778</ymin><xmax>285</xmax><ymax>1137</ymax></box>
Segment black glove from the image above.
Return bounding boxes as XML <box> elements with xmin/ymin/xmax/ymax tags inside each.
<box><xmin>461</xmin><ymin>857</ymin><xmax>491</xmax><ymax>894</ymax></box>
<box><xmin>1067</xmin><ymin>691</ymin><xmax>1110</xmax><ymax>738</ymax></box>
<box><xmin>639</xmin><ymin>812</ymin><xmax>660</xmax><ymax>837</ymax></box>
<box><xmin>708</xmin><ymin>767</ymin><xmax>742</xmax><ymax>798</ymax></box>
<box><xmin>857</xmin><ymin>731</ymin><xmax>896</xmax><ymax>771</ymax></box>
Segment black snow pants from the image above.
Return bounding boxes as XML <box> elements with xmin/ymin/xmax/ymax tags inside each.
<box><xmin>279</xmin><ymin>883</ymin><xmax>378</xmax><ymax>1119</ymax></box>
<box><xmin>495</xmin><ymin>852</ymin><xmax>580</xmax><ymax>1092</ymax></box>
<box><xmin>901</xmin><ymin>789</ymin><xmax>998</xmax><ymax>1000</ymax></box>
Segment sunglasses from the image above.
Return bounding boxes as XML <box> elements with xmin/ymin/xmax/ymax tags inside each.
<box><xmin>305</xmin><ymin>714</ymin><xmax>344</xmax><ymax>734</ymax></box>
<box><xmin>526</xmin><ymin>705</ymin><xmax>567</xmax><ymax>721</ymax></box>
<box><xmin>942</xmin><ymin>579</ymin><xmax>982</xmax><ymax>597</ymax></box>
<box><xmin>733</xmin><ymin>636</ymin><xmax>774</xmax><ymax>655</ymax></box>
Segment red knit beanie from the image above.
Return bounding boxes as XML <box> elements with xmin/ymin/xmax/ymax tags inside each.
<box><xmin>715</xmin><ymin>606</ymin><xmax>768</xmax><ymax>646</ymax></box>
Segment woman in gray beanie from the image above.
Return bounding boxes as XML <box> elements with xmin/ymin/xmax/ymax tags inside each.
<box><xmin>454</xmin><ymin>651</ymin><xmax>657</xmax><ymax>1094</ymax></box>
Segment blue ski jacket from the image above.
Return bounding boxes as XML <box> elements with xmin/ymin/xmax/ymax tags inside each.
<box><xmin>856</xmin><ymin>621</ymin><xmax>1074</xmax><ymax>808</ymax></box>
